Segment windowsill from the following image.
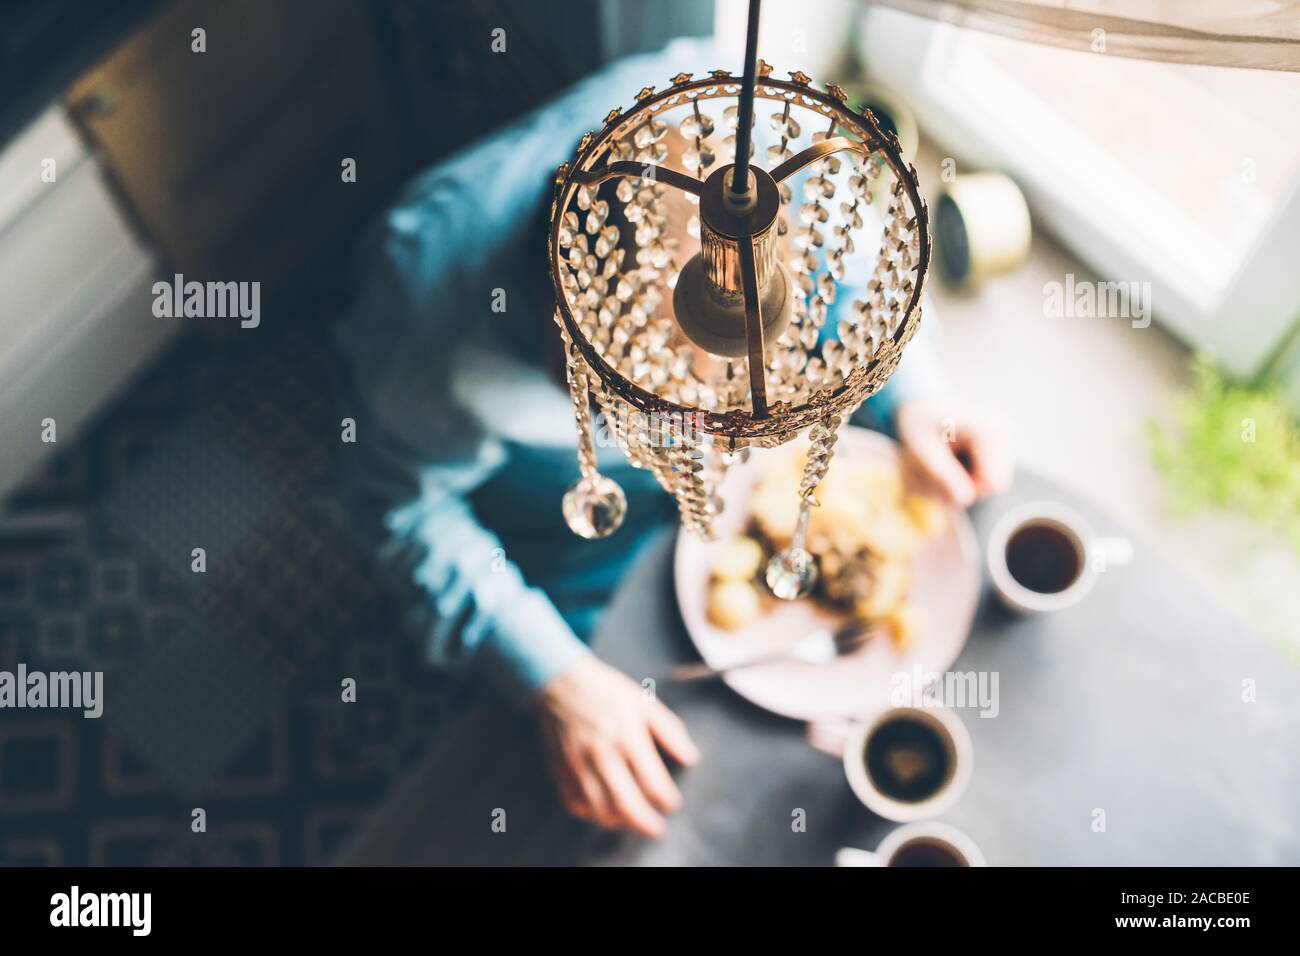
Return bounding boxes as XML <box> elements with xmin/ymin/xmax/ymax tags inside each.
<box><xmin>915</xmin><ymin>137</ymin><xmax>1300</xmax><ymax>659</ymax></box>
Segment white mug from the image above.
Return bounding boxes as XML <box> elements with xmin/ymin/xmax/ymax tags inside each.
<box><xmin>809</xmin><ymin>704</ymin><xmax>973</xmax><ymax>823</ymax></box>
<box><xmin>836</xmin><ymin>821</ymin><xmax>987</xmax><ymax>867</ymax></box>
<box><xmin>987</xmin><ymin>500</ymin><xmax>1107</xmax><ymax>614</ymax></box>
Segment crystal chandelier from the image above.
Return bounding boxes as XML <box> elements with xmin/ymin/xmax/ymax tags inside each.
<box><xmin>549</xmin><ymin>0</ymin><xmax>930</xmax><ymax>599</ymax></box>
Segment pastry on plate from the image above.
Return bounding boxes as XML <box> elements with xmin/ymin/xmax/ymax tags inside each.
<box><xmin>707</xmin><ymin>445</ymin><xmax>948</xmax><ymax>642</ymax></box>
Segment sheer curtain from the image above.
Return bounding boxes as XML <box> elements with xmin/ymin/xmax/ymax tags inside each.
<box><xmin>867</xmin><ymin>1</ymin><xmax>1300</xmax><ymax>71</ymax></box>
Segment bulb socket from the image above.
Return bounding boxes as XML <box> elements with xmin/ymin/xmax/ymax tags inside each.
<box><xmin>698</xmin><ymin>163</ymin><xmax>782</xmax><ymax>297</ymax></box>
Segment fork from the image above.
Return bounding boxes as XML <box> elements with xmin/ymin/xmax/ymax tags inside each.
<box><xmin>667</xmin><ymin>619</ymin><xmax>879</xmax><ymax>682</ymax></box>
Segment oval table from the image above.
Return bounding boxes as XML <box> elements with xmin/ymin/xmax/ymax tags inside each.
<box><xmin>341</xmin><ymin>470</ymin><xmax>1300</xmax><ymax>866</ymax></box>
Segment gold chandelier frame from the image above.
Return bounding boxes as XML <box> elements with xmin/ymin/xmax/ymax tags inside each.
<box><xmin>547</xmin><ymin>66</ymin><xmax>932</xmax><ymax>446</ymax></box>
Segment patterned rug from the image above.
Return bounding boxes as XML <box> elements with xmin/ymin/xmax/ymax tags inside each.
<box><xmin>0</xmin><ymin>312</ymin><xmax>448</xmax><ymax>866</ymax></box>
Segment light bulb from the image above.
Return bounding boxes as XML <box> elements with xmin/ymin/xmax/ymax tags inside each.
<box><xmin>671</xmin><ymin>254</ymin><xmax>793</xmax><ymax>358</ymax></box>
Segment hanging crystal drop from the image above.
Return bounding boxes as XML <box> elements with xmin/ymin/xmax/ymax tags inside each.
<box><xmin>563</xmin><ymin>474</ymin><xmax>628</xmax><ymax>539</ymax></box>
<box><xmin>767</xmin><ymin>413</ymin><xmax>846</xmax><ymax>599</ymax></box>
<box><xmin>680</xmin><ymin>110</ymin><xmax>714</xmax><ymax>139</ymax></box>
<box><xmin>766</xmin><ymin>498</ymin><xmax>818</xmax><ymax>599</ymax></box>
<box><xmin>560</xmin><ymin>333</ymin><xmax>626</xmax><ymax>539</ymax></box>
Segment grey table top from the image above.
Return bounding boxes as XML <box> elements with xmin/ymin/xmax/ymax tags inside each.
<box><xmin>342</xmin><ymin>470</ymin><xmax>1300</xmax><ymax>866</ymax></box>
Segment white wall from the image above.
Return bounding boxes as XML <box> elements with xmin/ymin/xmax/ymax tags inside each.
<box><xmin>713</xmin><ymin>0</ymin><xmax>859</xmax><ymax>81</ymax></box>
<box><xmin>0</xmin><ymin>106</ymin><xmax>176</xmax><ymax>500</ymax></box>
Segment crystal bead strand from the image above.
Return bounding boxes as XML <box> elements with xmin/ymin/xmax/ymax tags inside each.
<box><xmin>765</xmin><ymin>413</ymin><xmax>843</xmax><ymax>599</ymax></box>
<box><xmin>842</xmin><ymin>176</ymin><xmax>907</xmax><ymax>369</ymax></box>
<box><xmin>888</xmin><ymin>192</ymin><xmax>919</xmax><ymax>337</ymax></box>
<box><xmin>767</xmin><ymin>99</ymin><xmax>797</xmax><ymax>219</ymax></box>
<box><xmin>699</xmin><ymin>439</ymin><xmax>734</xmax><ymax>499</ymax></box>
<box><xmin>863</xmin><ymin>183</ymin><xmax>914</xmax><ymax>358</ymax></box>
<box><xmin>607</xmin><ymin>137</ymin><xmax>644</xmax><ymax>380</ymax></box>
<box><xmin>558</xmin><ymin>328</ymin><xmax>627</xmax><ymax>539</ymax></box>
<box><xmin>770</xmin><ymin>113</ymin><xmax>839</xmax><ymax>405</ymax></box>
<box><xmin>566</xmin><ymin>176</ymin><xmax>626</xmax><ymax>366</ymax></box>
<box><xmin>592</xmin><ymin>386</ymin><xmax>647</xmax><ymax>470</ymax></box>
<box><xmin>772</xmin><ymin>101</ymin><xmax>812</xmax><ymax>344</ymax></box>
<box><xmin>800</xmin><ymin>413</ymin><xmax>843</xmax><ymax>500</ymax></box>
<box><xmin>721</xmin><ymin>99</ymin><xmax>757</xmax><ymax>167</ymax></box>
<box><xmin>631</xmin><ymin>117</ymin><xmax>676</xmax><ymax>284</ymax></box>
<box><xmin>560</xmin><ymin>323</ymin><xmax>599</xmax><ymax>481</ymax></box>
<box><xmin>785</xmin><ymin>114</ymin><xmax>837</xmax><ymax>309</ymax></box>
<box><xmin>823</xmin><ymin>150</ymin><xmax>884</xmax><ymax>380</ymax></box>
<box><xmin>608</xmin><ymin>122</ymin><xmax>678</xmax><ymax>393</ymax></box>
<box><xmin>591</xmin><ymin>377</ymin><xmax>690</xmax><ymax>508</ymax></box>
<box><xmin>827</xmin><ymin>151</ymin><xmax>868</xmax><ymax>286</ymax></box>
<box><xmin>681</xmin><ymin>99</ymin><xmax>715</xmax><ymax>241</ymax></box>
<box><xmin>600</xmin><ymin>141</ymin><xmax>707</xmax><ymax>528</ymax></box>
<box><xmin>667</xmin><ymin>413</ymin><xmax>717</xmax><ymax>539</ymax></box>
<box><xmin>793</xmin><ymin>113</ymin><xmax>837</xmax><ymax>267</ymax></box>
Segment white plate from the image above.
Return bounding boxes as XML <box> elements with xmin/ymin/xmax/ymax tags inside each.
<box><xmin>673</xmin><ymin>426</ymin><xmax>981</xmax><ymax>721</ymax></box>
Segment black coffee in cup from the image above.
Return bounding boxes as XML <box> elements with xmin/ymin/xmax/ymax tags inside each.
<box><xmin>1005</xmin><ymin>522</ymin><xmax>1082</xmax><ymax>595</ymax></box>
<box><xmin>864</xmin><ymin>714</ymin><xmax>952</xmax><ymax>804</ymax></box>
<box><xmin>890</xmin><ymin>838</ymin><xmax>966</xmax><ymax>867</ymax></box>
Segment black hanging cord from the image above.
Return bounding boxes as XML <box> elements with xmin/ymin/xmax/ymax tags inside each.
<box><xmin>730</xmin><ymin>0</ymin><xmax>762</xmax><ymax>196</ymax></box>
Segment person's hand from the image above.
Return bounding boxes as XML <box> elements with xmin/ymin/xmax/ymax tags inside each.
<box><xmin>537</xmin><ymin>656</ymin><xmax>699</xmax><ymax>838</ymax></box>
<box><xmin>896</xmin><ymin>398</ymin><xmax>1013</xmax><ymax>507</ymax></box>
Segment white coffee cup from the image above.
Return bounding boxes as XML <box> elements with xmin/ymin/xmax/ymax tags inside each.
<box><xmin>986</xmin><ymin>500</ymin><xmax>1098</xmax><ymax>614</ymax></box>
<box><xmin>809</xmin><ymin>705</ymin><xmax>973</xmax><ymax>823</ymax></box>
<box><xmin>836</xmin><ymin>821</ymin><xmax>987</xmax><ymax>867</ymax></box>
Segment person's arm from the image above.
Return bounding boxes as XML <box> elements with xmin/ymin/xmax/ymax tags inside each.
<box><xmin>853</xmin><ymin>302</ymin><xmax>1012</xmax><ymax>505</ymax></box>
<box><xmin>342</xmin><ymin>403</ymin><xmax>591</xmax><ymax>700</ymax></box>
<box><xmin>339</xmin><ymin>356</ymin><xmax>702</xmax><ymax>838</ymax></box>
<box><xmin>336</xmin><ymin>39</ymin><xmax>717</xmax><ymax>835</ymax></box>
<box><xmin>891</xmin><ymin>312</ymin><xmax>1013</xmax><ymax>506</ymax></box>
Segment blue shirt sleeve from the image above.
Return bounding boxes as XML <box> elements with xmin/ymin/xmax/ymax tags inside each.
<box><xmin>340</xmin><ymin>406</ymin><xmax>590</xmax><ymax>700</ymax></box>
<box><xmin>334</xmin><ymin>39</ymin><xmax>717</xmax><ymax>699</ymax></box>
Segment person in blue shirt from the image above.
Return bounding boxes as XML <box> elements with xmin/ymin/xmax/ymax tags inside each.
<box><xmin>335</xmin><ymin>40</ymin><xmax>1011</xmax><ymax>838</ymax></box>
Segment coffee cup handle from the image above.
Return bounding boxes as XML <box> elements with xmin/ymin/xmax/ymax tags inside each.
<box><xmin>806</xmin><ymin>719</ymin><xmax>853</xmax><ymax>757</ymax></box>
<box><xmin>834</xmin><ymin>847</ymin><xmax>885</xmax><ymax>867</ymax></box>
<box><xmin>1087</xmin><ymin>535</ymin><xmax>1133</xmax><ymax>573</ymax></box>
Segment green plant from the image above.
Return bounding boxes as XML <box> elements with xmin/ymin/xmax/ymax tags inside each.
<box><xmin>1147</xmin><ymin>354</ymin><xmax>1300</xmax><ymax>551</ymax></box>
